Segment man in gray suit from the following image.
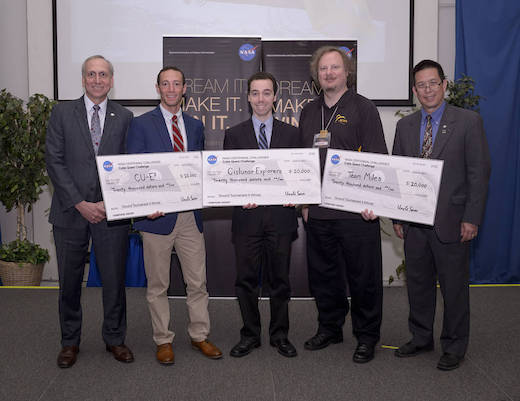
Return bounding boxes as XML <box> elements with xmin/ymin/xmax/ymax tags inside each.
<box><xmin>392</xmin><ymin>60</ymin><xmax>491</xmax><ymax>371</ymax></box>
<box><xmin>46</xmin><ymin>55</ymin><xmax>134</xmax><ymax>368</ymax></box>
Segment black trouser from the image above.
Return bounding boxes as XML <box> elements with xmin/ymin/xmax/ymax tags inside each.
<box><xmin>306</xmin><ymin>217</ymin><xmax>382</xmax><ymax>346</ymax></box>
<box><xmin>233</xmin><ymin>210</ymin><xmax>293</xmax><ymax>342</ymax></box>
<box><xmin>53</xmin><ymin>221</ymin><xmax>129</xmax><ymax>347</ymax></box>
<box><xmin>404</xmin><ymin>225</ymin><xmax>470</xmax><ymax>357</ymax></box>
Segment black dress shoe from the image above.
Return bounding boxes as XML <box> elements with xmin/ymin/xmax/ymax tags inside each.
<box><xmin>229</xmin><ymin>338</ymin><xmax>260</xmax><ymax>358</ymax></box>
<box><xmin>353</xmin><ymin>343</ymin><xmax>375</xmax><ymax>363</ymax></box>
<box><xmin>304</xmin><ymin>332</ymin><xmax>343</xmax><ymax>351</ymax></box>
<box><xmin>270</xmin><ymin>338</ymin><xmax>297</xmax><ymax>358</ymax></box>
<box><xmin>106</xmin><ymin>344</ymin><xmax>134</xmax><ymax>363</ymax></box>
<box><xmin>395</xmin><ymin>341</ymin><xmax>434</xmax><ymax>358</ymax></box>
<box><xmin>57</xmin><ymin>346</ymin><xmax>79</xmax><ymax>368</ymax></box>
<box><xmin>437</xmin><ymin>353</ymin><xmax>462</xmax><ymax>371</ymax></box>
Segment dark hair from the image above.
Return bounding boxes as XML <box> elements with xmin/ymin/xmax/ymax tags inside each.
<box><xmin>247</xmin><ymin>71</ymin><xmax>278</xmax><ymax>94</ymax></box>
<box><xmin>412</xmin><ymin>60</ymin><xmax>445</xmax><ymax>86</ymax></box>
<box><xmin>156</xmin><ymin>66</ymin><xmax>186</xmax><ymax>85</ymax></box>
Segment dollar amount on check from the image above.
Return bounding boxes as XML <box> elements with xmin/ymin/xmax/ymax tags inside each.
<box><xmin>96</xmin><ymin>152</ymin><xmax>203</xmax><ymax>221</ymax></box>
<box><xmin>202</xmin><ymin>149</ymin><xmax>321</xmax><ymax>206</ymax></box>
<box><xmin>321</xmin><ymin>149</ymin><xmax>444</xmax><ymax>225</ymax></box>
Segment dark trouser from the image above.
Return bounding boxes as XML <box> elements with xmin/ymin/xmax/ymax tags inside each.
<box><xmin>306</xmin><ymin>217</ymin><xmax>382</xmax><ymax>346</ymax></box>
<box><xmin>404</xmin><ymin>225</ymin><xmax>470</xmax><ymax>357</ymax></box>
<box><xmin>233</xmin><ymin>212</ymin><xmax>293</xmax><ymax>342</ymax></box>
<box><xmin>53</xmin><ymin>221</ymin><xmax>129</xmax><ymax>347</ymax></box>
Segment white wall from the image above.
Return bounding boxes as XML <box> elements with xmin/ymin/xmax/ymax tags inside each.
<box><xmin>1</xmin><ymin>0</ymin><xmax>456</xmax><ymax>283</ymax></box>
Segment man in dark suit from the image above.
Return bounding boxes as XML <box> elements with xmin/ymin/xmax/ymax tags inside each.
<box><xmin>126</xmin><ymin>66</ymin><xmax>222</xmax><ymax>365</ymax></box>
<box><xmin>392</xmin><ymin>60</ymin><xmax>491</xmax><ymax>371</ymax></box>
<box><xmin>46</xmin><ymin>55</ymin><xmax>134</xmax><ymax>368</ymax></box>
<box><xmin>224</xmin><ymin>72</ymin><xmax>299</xmax><ymax>358</ymax></box>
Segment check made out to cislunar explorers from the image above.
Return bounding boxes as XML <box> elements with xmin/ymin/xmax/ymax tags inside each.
<box><xmin>321</xmin><ymin>149</ymin><xmax>444</xmax><ymax>225</ymax></box>
<box><xmin>96</xmin><ymin>152</ymin><xmax>203</xmax><ymax>221</ymax></box>
<box><xmin>202</xmin><ymin>148</ymin><xmax>321</xmax><ymax>207</ymax></box>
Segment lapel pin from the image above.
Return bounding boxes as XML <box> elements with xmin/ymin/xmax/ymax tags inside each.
<box><xmin>110</xmin><ymin>112</ymin><xmax>115</xmax><ymax>117</ymax></box>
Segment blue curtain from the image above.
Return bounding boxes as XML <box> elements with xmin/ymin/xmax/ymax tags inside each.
<box><xmin>87</xmin><ymin>233</ymin><xmax>147</xmax><ymax>287</ymax></box>
<box><xmin>456</xmin><ymin>1</ymin><xmax>520</xmax><ymax>283</ymax></box>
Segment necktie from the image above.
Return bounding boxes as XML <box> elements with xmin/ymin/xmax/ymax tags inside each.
<box><xmin>91</xmin><ymin>104</ymin><xmax>102</xmax><ymax>155</ymax></box>
<box><xmin>258</xmin><ymin>123</ymin><xmax>268</xmax><ymax>149</ymax></box>
<box><xmin>171</xmin><ymin>115</ymin><xmax>184</xmax><ymax>152</ymax></box>
<box><xmin>421</xmin><ymin>115</ymin><xmax>433</xmax><ymax>158</ymax></box>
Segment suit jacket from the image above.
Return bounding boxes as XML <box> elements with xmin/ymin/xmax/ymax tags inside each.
<box><xmin>126</xmin><ymin>106</ymin><xmax>204</xmax><ymax>235</ymax></box>
<box><xmin>46</xmin><ymin>96</ymin><xmax>133</xmax><ymax>228</ymax></box>
<box><xmin>223</xmin><ymin>118</ymin><xmax>300</xmax><ymax>235</ymax></box>
<box><xmin>392</xmin><ymin>104</ymin><xmax>491</xmax><ymax>243</ymax></box>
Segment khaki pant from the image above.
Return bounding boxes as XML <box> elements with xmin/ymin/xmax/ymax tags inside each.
<box><xmin>141</xmin><ymin>212</ymin><xmax>210</xmax><ymax>345</ymax></box>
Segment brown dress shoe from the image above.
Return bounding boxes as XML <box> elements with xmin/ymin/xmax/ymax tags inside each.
<box><xmin>156</xmin><ymin>343</ymin><xmax>175</xmax><ymax>365</ymax></box>
<box><xmin>191</xmin><ymin>339</ymin><xmax>223</xmax><ymax>359</ymax></box>
<box><xmin>106</xmin><ymin>344</ymin><xmax>134</xmax><ymax>363</ymax></box>
<box><xmin>57</xmin><ymin>346</ymin><xmax>79</xmax><ymax>368</ymax></box>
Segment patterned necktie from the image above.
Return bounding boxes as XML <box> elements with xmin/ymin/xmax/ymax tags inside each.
<box><xmin>171</xmin><ymin>115</ymin><xmax>184</xmax><ymax>152</ymax></box>
<box><xmin>258</xmin><ymin>123</ymin><xmax>268</xmax><ymax>149</ymax></box>
<box><xmin>91</xmin><ymin>104</ymin><xmax>102</xmax><ymax>155</ymax></box>
<box><xmin>421</xmin><ymin>115</ymin><xmax>433</xmax><ymax>158</ymax></box>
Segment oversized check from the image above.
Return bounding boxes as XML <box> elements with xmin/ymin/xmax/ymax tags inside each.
<box><xmin>321</xmin><ymin>149</ymin><xmax>444</xmax><ymax>225</ymax></box>
<box><xmin>96</xmin><ymin>152</ymin><xmax>202</xmax><ymax>221</ymax></box>
<box><xmin>202</xmin><ymin>149</ymin><xmax>321</xmax><ymax>206</ymax></box>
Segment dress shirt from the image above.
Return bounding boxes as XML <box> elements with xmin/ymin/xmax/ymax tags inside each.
<box><xmin>419</xmin><ymin>101</ymin><xmax>446</xmax><ymax>152</ymax></box>
<box><xmin>252</xmin><ymin>114</ymin><xmax>273</xmax><ymax>148</ymax></box>
<box><xmin>84</xmin><ymin>96</ymin><xmax>107</xmax><ymax>133</ymax></box>
<box><xmin>159</xmin><ymin>104</ymin><xmax>188</xmax><ymax>151</ymax></box>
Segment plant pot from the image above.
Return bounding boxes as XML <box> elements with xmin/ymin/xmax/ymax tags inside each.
<box><xmin>0</xmin><ymin>260</ymin><xmax>44</xmax><ymax>286</ymax></box>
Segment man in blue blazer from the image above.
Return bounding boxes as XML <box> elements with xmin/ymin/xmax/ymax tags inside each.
<box><xmin>393</xmin><ymin>60</ymin><xmax>491</xmax><ymax>370</ymax></box>
<box><xmin>127</xmin><ymin>66</ymin><xmax>222</xmax><ymax>364</ymax></box>
<box><xmin>46</xmin><ymin>55</ymin><xmax>134</xmax><ymax>368</ymax></box>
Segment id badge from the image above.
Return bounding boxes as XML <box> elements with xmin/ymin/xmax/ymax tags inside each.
<box><xmin>313</xmin><ymin>130</ymin><xmax>331</xmax><ymax>148</ymax></box>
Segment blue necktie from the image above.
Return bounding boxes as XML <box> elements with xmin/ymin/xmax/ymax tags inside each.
<box><xmin>258</xmin><ymin>123</ymin><xmax>268</xmax><ymax>149</ymax></box>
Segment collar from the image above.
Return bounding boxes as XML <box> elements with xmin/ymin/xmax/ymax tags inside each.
<box><xmin>421</xmin><ymin>101</ymin><xmax>446</xmax><ymax>125</ymax></box>
<box><xmin>84</xmin><ymin>95</ymin><xmax>107</xmax><ymax>113</ymax></box>
<box><xmin>320</xmin><ymin>89</ymin><xmax>352</xmax><ymax>110</ymax></box>
<box><xmin>159</xmin><ymin>104</ymin><xmax>182</xmax><ymax>121</ymax></box>
<box><xmin>252</xmin><ymin>114</ymin><xmax>273</xmax><ymax>131</ymax></box>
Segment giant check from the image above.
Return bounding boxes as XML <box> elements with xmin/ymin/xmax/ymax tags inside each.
<box><xmin>202</xmin><ymin>149</ymin><xmax>321</xmax><ymax>206</ymax></box>
<box><xmin>96</xmin><ymin>152</ymin><xmax>203</xmax><ymax>221</ymax></box>
<box><xmin>321</xmin><ymin>149</ymin><xmax>444</xmax><ymax>225</ymax></box>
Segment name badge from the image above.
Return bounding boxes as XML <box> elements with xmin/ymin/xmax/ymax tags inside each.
<box><xmin>313</xmin><ymin>130</ymin><xmax>331</xmax><ymax>148</ymax></box>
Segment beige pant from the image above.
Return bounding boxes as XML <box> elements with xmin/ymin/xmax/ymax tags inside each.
<box><xmin>141</xmin><ymin>212</ymin><xmax>210</xmax><ymax>345</ymax></box>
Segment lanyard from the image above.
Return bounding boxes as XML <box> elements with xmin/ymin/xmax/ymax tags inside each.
<box><xmin>321</xmin><ymin>105</ymin><xmax>339</xmax><ymax>132</ymax></box>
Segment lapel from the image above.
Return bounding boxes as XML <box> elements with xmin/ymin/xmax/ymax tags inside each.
<box><xmin>431</xmin><ymin>105</ymin><xmax>454</xmax><ymax>159</ymax></box>
<box><xmin>407</xmin><ymin>111</ymin><xmax>422</xmax><ymax>157</ymax></box>
<box><xmin>182</xmin><ymin>112</ymin><xmax>196</xmax><ymax>151</ymax></box>
<box><xmin>98</xmin><ymin>100</ymin><xmax>117</xmax><ymax>153</ymax></box>
<box><xmin>270</xmin><ymin>118</ymin><xmax>283</xmax><ymax>148</ymax></box>
<box><xmin>152</xmin><ymin>106</ymin><xmax>174</xmax><ymax>151</ymax></box>
<box><xmin>247</xmin><ymin>119</ymin><xmax>261</xmax><ymax>149</ymax></box>
<box><xmin>74</xmin><ymin>96</ymin><xmax>96</xmax><ymax>158</ymax></box>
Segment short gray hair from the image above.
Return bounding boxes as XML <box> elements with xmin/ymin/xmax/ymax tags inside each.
<box><xmin>81</xmin><ymin>55</ymin><xmax>114</xmax><ymax>77</ymax></box>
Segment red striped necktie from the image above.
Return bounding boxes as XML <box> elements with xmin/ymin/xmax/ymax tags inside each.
<box><xmin>171</xmin><ymin>115</ymin><xmax>184</xmax><ymax>152</ymax></box>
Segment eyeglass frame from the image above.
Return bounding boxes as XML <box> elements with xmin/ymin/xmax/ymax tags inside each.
<box><xmin>414</xmin><ymin>80</ymin><xmax>444</xmax><ymax>92</ymax></box>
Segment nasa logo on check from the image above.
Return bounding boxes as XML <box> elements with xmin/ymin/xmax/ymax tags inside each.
<box><xmin>207</xmin><ymin>155</ymin><xmax>217</xmax><ymax>164</ymax></box>
<box><xmin>331</xmin><ymin>154</ymin><xmax>340</xmax><ymax>165</ymax></box>
<box><xmin>103</xmin><ymin>160</ymin><xmax>113</xmax><ymax>172</ymax></box>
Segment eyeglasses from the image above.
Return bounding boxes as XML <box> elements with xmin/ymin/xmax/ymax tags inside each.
<box><xmin>415</xmin><ymin>80</ymin><xmax>443</xmax><ymax>91</ymax></box>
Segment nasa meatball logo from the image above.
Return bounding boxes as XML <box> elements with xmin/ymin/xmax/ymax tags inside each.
<box><xmin>103</xmin><ymin>160</ymin><xmax>113</xmax><ymax>172</ymax></box>
<box><xmin>331</xmin><ymin>154</ymin><xmax>340</xmax><ymax>165</ymax></box>
<box><xmin>207</xmin><ymin>155</ymin><xmax>217</xmax><ymax>164</ymax></box>
<box><xmin>238</xmin><ymin>44</ymin><xmax>258</xmax><ymax>61</ymax></box>
<box><xmin>339</xmin><ymin>46</ymin><xmax>354</xmax><ymax>58</ymax></box>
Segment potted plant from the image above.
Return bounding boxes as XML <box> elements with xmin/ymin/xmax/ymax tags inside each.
<box><xmin>0</xmin><ymin>89</ymin><xmax>55</xmax><ymax>286</ymax></box>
